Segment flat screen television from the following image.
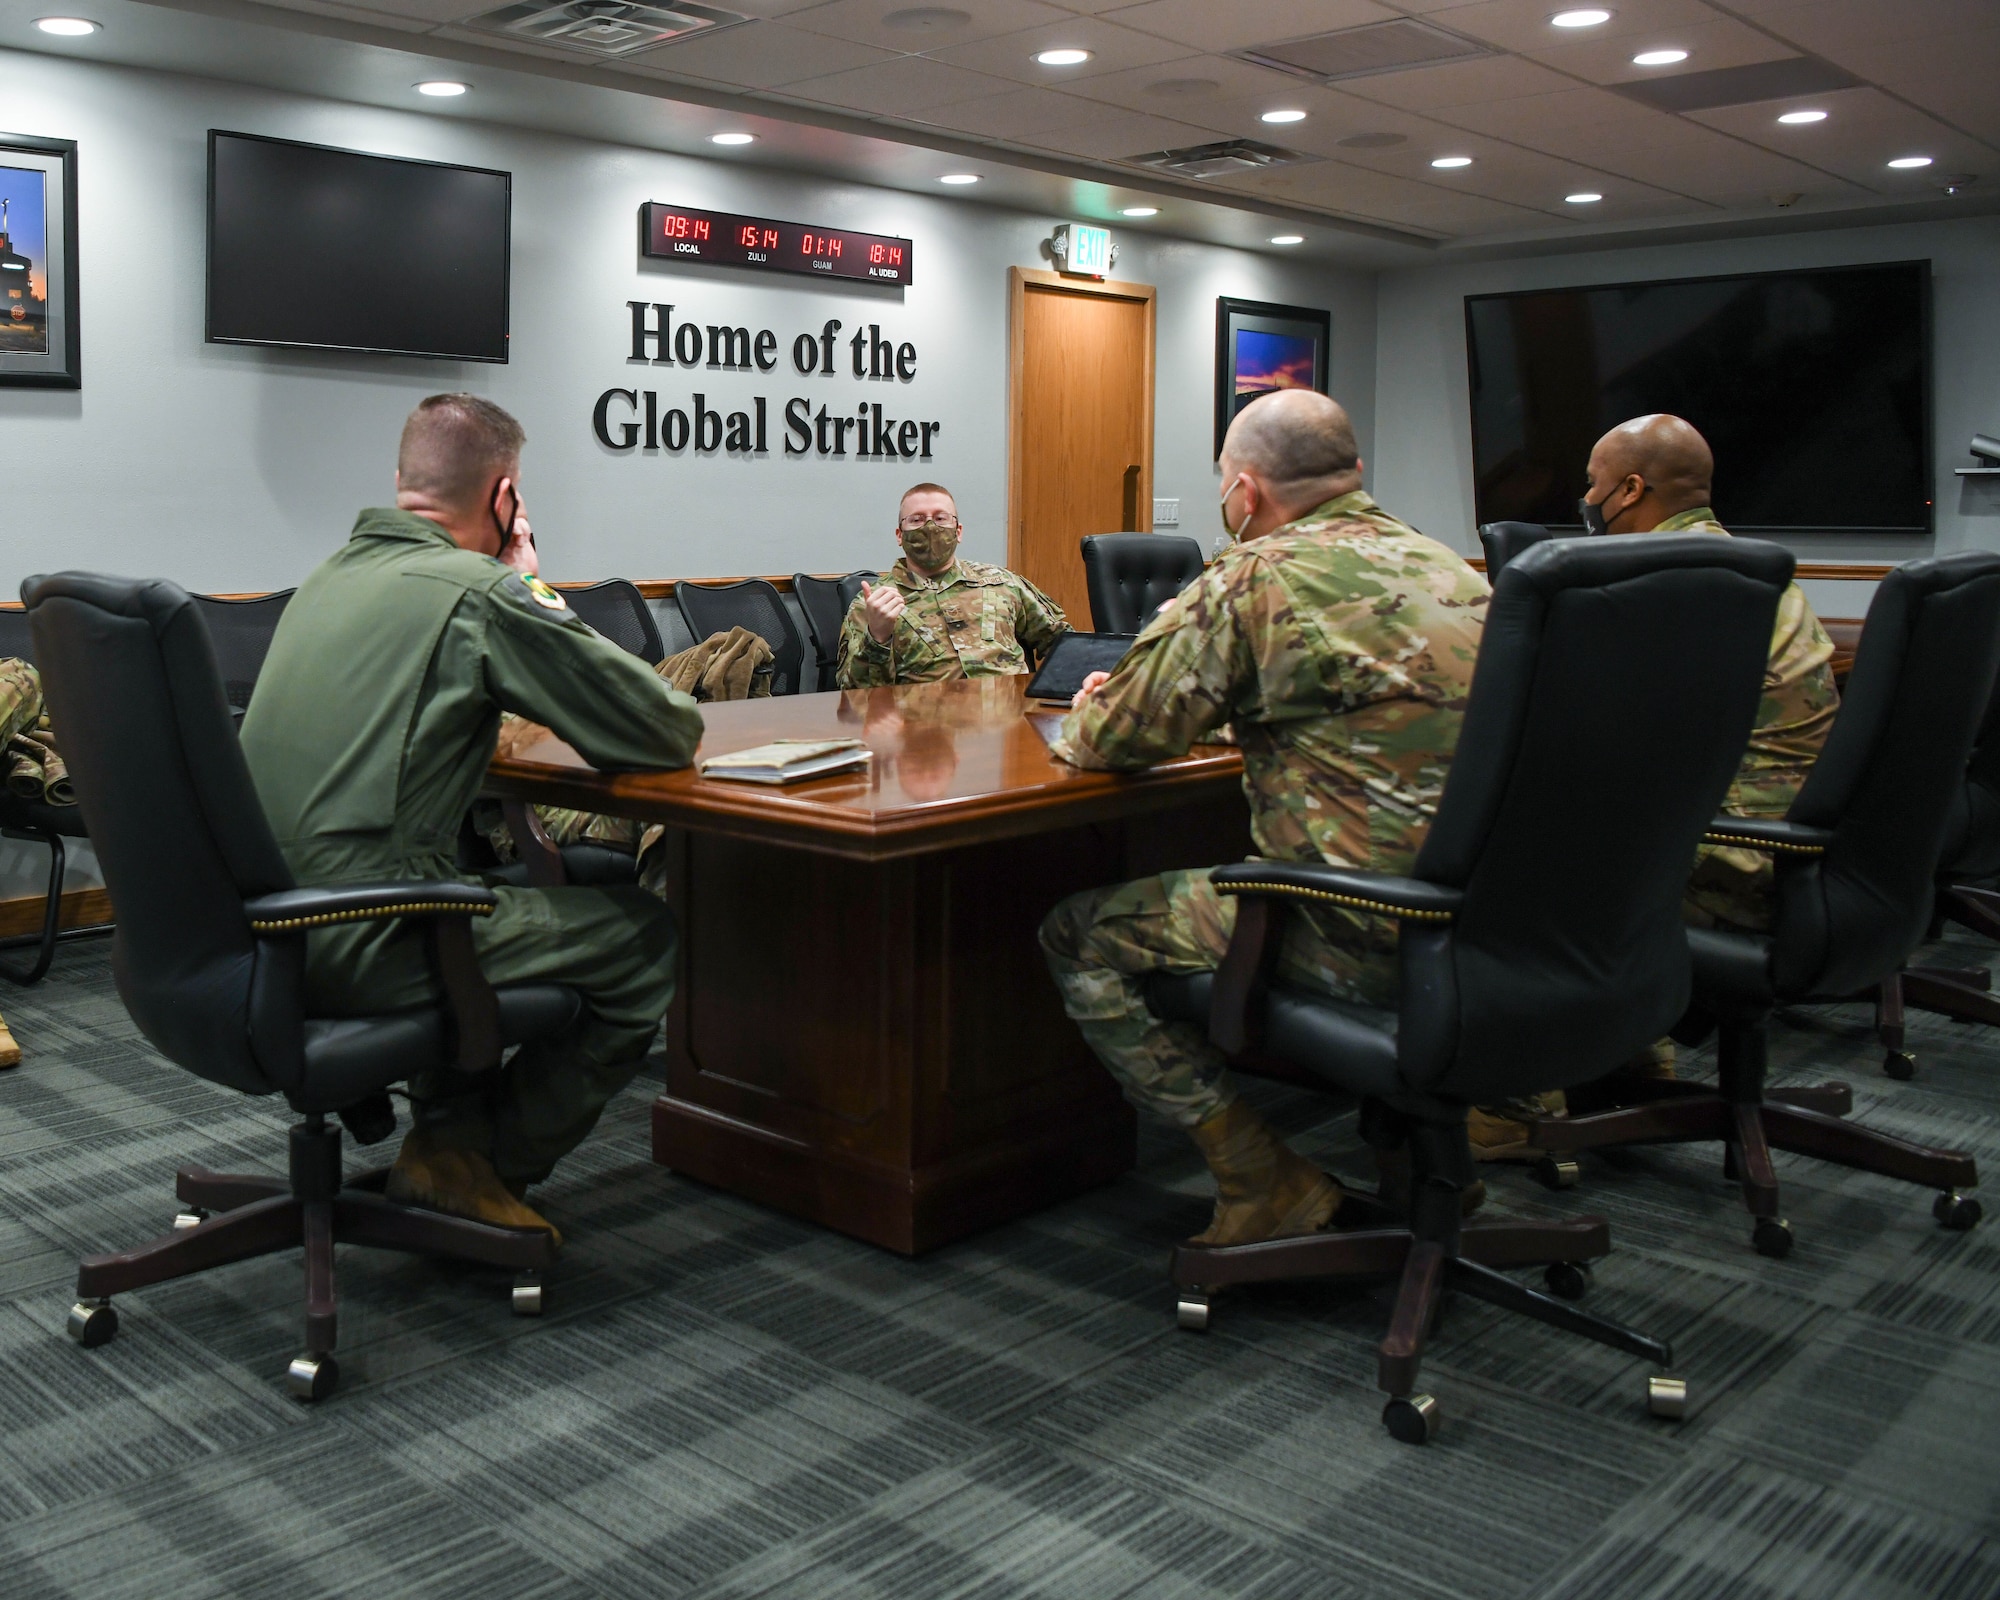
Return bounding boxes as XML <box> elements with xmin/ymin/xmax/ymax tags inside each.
<box><xmin>1465</xmin><ymin>261</ymin><xmax>1931</xmax><ymax>534</ymax></box>
<box><xmin>207</xmin><ymin>130</ymin><xmax>511</xmax><ymax>362</ymax></box>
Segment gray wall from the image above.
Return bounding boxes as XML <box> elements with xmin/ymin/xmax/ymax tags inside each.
<box><xmin>1369</xmin><ymin>214</ymin><xmax>2000</xmax><ymax>610</ymax></box>
<box><xmin>0</xmin><ymin>49</ymin><xmax>1376</xmax><ymax>597</ymax></box>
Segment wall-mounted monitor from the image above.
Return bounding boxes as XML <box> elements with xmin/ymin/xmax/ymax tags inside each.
<box><xmin>207</xmin><ymin>130</ymin><xmax>511</xmax><ymax>362</ymax></box>
<box><xmin>1465</xmin><ymin>261</ymin><xmax>1931</xmax><ymax>534</ymax></box>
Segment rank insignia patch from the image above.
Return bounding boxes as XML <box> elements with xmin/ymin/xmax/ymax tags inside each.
<box><xmin>521</xmin><ymin>575</ymin><xmax>569</xmax><ymax>611</ymax></box>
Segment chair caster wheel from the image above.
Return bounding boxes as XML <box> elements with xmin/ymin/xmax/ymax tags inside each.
<box><xmin>1752</xmin><ymin>1217</ymin><xmax>1793</xmax><ymax>1258</ymax></box>
<box><xmin>173</xmin><ymin>1209</ymin><xmax>208</xmax><ymax>1231</ymax></box>
<box><xmin>512</xmin><ymin>1273</ymin><xmax>545</xmax><ymax>1316</ymax></box>
<box><xmin>1543</xmin><ymin>1261</ymin><xmax>1592</xmax><ymax>1301</ymax></box>
<box><xmin>1176</xmin><ymin>1291</ymin><xmax>1210</xmax><ymax>1332</ymax></box>
<box><xmin>1648</xmin><ymin>1374</ymin><xmax>1688</xmax><ymax>1420</ymax></box>
<box><xmin>1534</xmin><ymin>1156</ymin><xmax>1580</xmax><ymax>1191</ymax></box>
<box><xmin>1382</xmin><ymin>1394</ymin><xmax>1439</xmax><ymax>1445</ymax></box>
<box><xmin>1934</xmin><ymin>1190</ymin><xmax>1982</xmax><ymax>1231</ymax></box>
<box><xmin>66</xmin><ymin>1299</ymin><xmax>117</xmax><ymax>1348</ymax></box>
<box><xmin>286</xmin><ymin>1354</ymin><xmax>339</xmax><ymax>1402</ymax></box>
<box><xmin>1883</xmin><ymin>1050</ymin><xmax>1917</xmax><ymax>1081</ymax></box>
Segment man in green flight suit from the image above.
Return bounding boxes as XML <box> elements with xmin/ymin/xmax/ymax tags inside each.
<box><xmin>241</xmin><ymin>394</ymin><xmax>704</xmax><ymax>1242</ymax></box>
<box><xmin>1469</xmin><ymin>412</ymin><xmax>1841</xmax><ymax>1160</ymax></box>
<box><xmin>835</xmin><ymin>482</ymin><xmax>1068</xmax><ymax>687</ymax></box>
<box><xmin>1038</xmin><ymin>390</ymin><xmax>1490</xmax><ymax>1247</ymax></box>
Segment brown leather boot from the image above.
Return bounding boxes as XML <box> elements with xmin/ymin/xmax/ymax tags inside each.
<box><xmin>1467</xmin><ymin>1090</ymin><xmax>1568</xmax><ymax>1162</ymax></box>
<box><xmin>0</xmin><ymin>1014</ymin><xmax>18</xmax><ymax>1069</ymax></box>
<box><xmin>386</xmin><ymin>1128</ymin><xmax>563</xmax><ymax>1248</ymax></box>
<box><xmin>1185</xmin><ymin>1100</ymin><xmax>1342</xmax><ymax>1247</ymax></box>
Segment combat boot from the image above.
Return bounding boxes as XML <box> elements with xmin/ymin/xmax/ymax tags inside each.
<box><xmin>386</xmin><ymin>1127</ymin><xmax>563</xmax><ymax>1247</ymax></box>
<box><xmin>1467</xmin><ymin>1090</ymin><xmax>1567</xmax><ymax>1162</ymax></box>
<box><xmin>1186</xmin><ymin>1100</ymin><xmax>1342</xmax><ymax>1247</ymax></box>
<box><xmin>0</xmin><ymin>1013</ymin><xmax>18</xmax><ymax>1069</ymax></box>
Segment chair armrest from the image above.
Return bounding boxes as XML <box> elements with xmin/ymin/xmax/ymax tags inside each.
<box><xmin>243</xmin><ymin>880</ymin><xmax>498</xmax><ymax>932</ymax></box>
<box><xmin>503</xmin><ymin>800</ymin><xmax>568</xmax><ymax>889</ymax></box>
<box><xmin>1701</xmin><ymin>817</ymin><xmax>1835</xmax><ymax>857</ymax></box>
<box><xmin>1211</xmin><ymin>862</ymin><xmax>1462</xmax><ymax>924</ymax></box>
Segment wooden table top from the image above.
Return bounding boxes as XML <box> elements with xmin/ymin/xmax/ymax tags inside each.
<box><xmin>486</xmin><ymin>676</ymin><xmax>1243</xmax><ymax>862</ymax></box>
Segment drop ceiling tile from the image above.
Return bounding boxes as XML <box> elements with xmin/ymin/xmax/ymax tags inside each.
<box><xmin>925</xmin><ymin>16</ymin><xmax>1197</xmax><ymax>85</ymax></box>
<box><xmin>1553</xmin><ymin>119</ymin><xmax>1838</xmax><ymax>197</ymax></box>
<box><xmin>765</xmin><ymin>47</ymin><xmax>1018</xmax><ymax>107</ymax></box>
<box><xmin>1819</xmin><ymin>33</ymin><xmax>2000</xmax><ymax>147</ymax></box>
<box><xmin>1725</xmin><ymin>0</ymin><xmax>1997</xmax><ymax>47</ymax></box>
<box><xmin>1387</xmin><ymin>191</ymin><xmax>1571</xmax><ymax>234</ymax></box>
<box><xmin>782</xmin><ymin>0</ymin><xmax>1069</xmax><ymax>54</ymax></box>
<box><xmin>1096</xmin><ymin>0</ymin><xmax>1398</xmax><ymax>54</ymax></box>
<box><xmin>1688</xmin><ymin>85</ymin><xmax>1994</xmax><ymax>191</ymax></box>
<box><xmin>1444</xmin><ymin>84</ymin><xmax>1669</xmax><ymax>141</ymax></box>
<box><xmin>1059</xmin><ymin>52</ymin><xmax>1315</xmax><ymax>117</ymax></box>
<box><xmin>1012</xmin><ymin>108</ymin><xmax>1231</xmax><ymax>160</ymax></box>
<box><xmin>1422</xmin><ymin>0</ymin><xmax>1730</xmax><ymax>54</ymax></box>
<box><xmin>1335</xmin><ymin>53</ymin><xmax>1574</xmax><ymax>111</ymax></box>
<box><xmin>243</xmin><ymin>0</ymin><xmax>442</xmax><ymax>33</ymax></box>
<box><xmin>617</xmin><ymin>18</ymin><xmax>899</xmax><ymax>85</ymax></box>
<box><xmin>904</xmin><ymin>84</ymin><xmax>1117</xmax><ymax>139</ymax></box>
<box><xmin>1520</xmin><ymin>15</ymin><xmax>1802</xmax><ymax>79</ymax></box>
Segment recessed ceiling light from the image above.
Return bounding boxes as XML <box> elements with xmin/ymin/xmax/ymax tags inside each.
<box><xmin>1260</xmin><ymin>109</ymin><xmax>1308</xmax><ymax>124</ymax></box>
<box><xmin>34</xmin><ymin>15</ymin><xmax>98</xmax><ymax>33</ymax></box>
<box><xmin>1550</xmin><ymin>8</ymin><xmax>1611</xmax><ymax>27</ymax></box>
<box><xmin>939</xmin><ymin>173</ymin><xmax>980</xmax><ymax>185</ymax></box>
<box><xmin>416</xmin><ymin>80</ymin><xmax>468</xmax><ymax>96</ymax></box>
<box><xmin>1121</xmin><ymin>206</ymin><xmax>1158</xmax><ymax>217</ymax></box>
<box><xmin>1034</xmin><ymin>47</ymin><xmax>1091</xmax><ymax>66</ymax></box>
<box><xmin>709</xmin><ymin>132</ymin><xmax>754</xmax><ymax>145</ymax></box>
<box><xmin>1631</xmin><ymin>48</ymin><xmax>1687</xmax><ymax>65</ymax></box>
<box><xmin>1431</xmin><ymin>155</ymin><xmax>1474</xmax><ymax>168</ymax></box>
<box><xmin>1270</xmin><ymin>234</ymin><xmax>1304</xmax><ymax>245</ymax></box>
<box><xmin>1777</xmin><ymin>109</ymin><xmax>1827</xmax><ymax>124</ymax></box>
<box><xmin>1887</xmin><ymin>155</ymin><xmax>1933</xmax><ymax>169</ymax></box>
<box><xmin>1565</xmin><ymin>191</ymin><xmax>1603</xmax><ymax>203</ymax></box>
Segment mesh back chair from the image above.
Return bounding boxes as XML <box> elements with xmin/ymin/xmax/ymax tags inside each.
<box><xmin>560</xmin><ymin>579</ymin><xmax>663</xmax><ymax>665</ymax></box>
<box><xmin>192</xmin><ymin>591</ymin><xmax>295</xmax><ymax>717</ymax></box>
<box><xmin>794</xmin><ymin>571</ymin><xmax>876</xmax><ymax>691</ymax></box>
<box><xmin>0</xmin><ymin>604</ymin><xmax>93</xmax><ymax>983</ymax></box>
<box><xmin>1080</xmin><ymin>534</ymin><xmax>1205</xmax><ymax>634</ymax></box>
<box><xmin>1531</xmin><ymin>553</ymin><xmax>2000</xmax><ymax>1256</ymax></box>
<box><xmin>677</xmin><ymin>578</ymin><xmax>807</xmax><ymax>696</ymax></box>
<box><xmin>1143</xmin><ymin>534</ymin><xmax>1793</xmax><ymax>1442</ymax></box>
<box><xmin>26</xmin><ymin>572</ymin><xmax>583</xmax><ymax>1400</ymax></box>
<box><xmin>1476</xmin><ymin>522</ymin><xmax>1554</xmax><ymax>578</ymax></box>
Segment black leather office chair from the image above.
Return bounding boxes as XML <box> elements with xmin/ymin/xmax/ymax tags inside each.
<box><xmin>1476</xmin><ymin>521</ymin><xmax>1554</xmax><ymax>578</ymax></box>
<box><xmin>677</xmin><ymin>578</ymin><xmax>806</xmax><ymax>696</ymax></box>
<box><xmin>560</xmin><ymin>578</ymin><xmax>663</xmax><ymax>665</ymax></box>
<box><xmin>193</xmin><ymin>591</ymin><xmax>294</xmax><ymax>721</ymax></box>
<box><xmin>1080</xmin><ymin>534</ymin><xmax>1204</xmax><ymax>634</ymax></box>
<box><xmin>1530</xmin><ymin>553</ymin><xmax>2000</xmax><ymax>1255</ymax></box>
<box><xmin>0</xmin><ymin>604</ymin><xmax>95</xmax><ymax>984</ymax></box>
<box><xmin>794</xmin><ymin>570</ymin><xmax>877</xmax><ymax>691</ymax></box>
<box><xmin>1873</xmin><ymin>670</ymin><xmax>2000</xmax><ymax>1073</ymax></box>
<box><xmin>26</xmin><ymin>572</ymin><xmax>580</xmax><ymax>1400</ymax></box>
<box><xmin>1147</xmin><ymin>533</ymin><xmax>1792</xmax><ymax>1442</ymax></box>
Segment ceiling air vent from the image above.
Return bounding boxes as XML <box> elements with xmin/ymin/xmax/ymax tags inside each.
<box><xmin>1239</xmin><ymin>19</ymin><xmax>1493</xmax><ymax>83</ymax></box>
<box><xmin>1126</xmin><ymin>139</ymin><xmax>1311</xmax><ymax>181</ymax></box>
<box><xmin>464</xmin><ymin>0</ymin><xmax>746</xmax><ymax>57</ymax></box>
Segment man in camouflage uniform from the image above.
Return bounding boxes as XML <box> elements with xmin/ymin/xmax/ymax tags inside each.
<box><xmin>1038</xmin><ymin>390</ymin><xmax>1489</xmax><ymax>1246</ymax></box>
<box><xmin>0</xmin><ymin>656</ymin><xmax>39</xmax><ymax>1067</ymax></box>
<box><xmin>1471</xmin><ymin>413</ymin><xmax>1840</xmax><ymax>1158</ymax></box>
<box><xmin>836</xmin><ymin>482</ymin><xmax>1068</xmax><ymax>687</ymax></box>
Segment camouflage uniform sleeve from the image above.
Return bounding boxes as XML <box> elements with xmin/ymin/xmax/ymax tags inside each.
<box><xmin>0</xmin><ymin>659</ymin><xmax>45</xmax><ymax>747</ymax></box>
<box><xmin>835</xmin><ymin>595</ymin><xmax>898</xmax><ymax>688</ymax></box>
<box><xmin>1723</xmin><ymin>581</ymin><xmax>1839</xmax><ymax>818</ymax></box>
<box><xmin>1009</xmin><ymin>573</ymin><xmax>1068</xmax><ymax>658</ymax></box>
<box><xmin>1052</xmin><ymin>571</ymin><xmax>1247</xmax><ymax>771</ymax></box>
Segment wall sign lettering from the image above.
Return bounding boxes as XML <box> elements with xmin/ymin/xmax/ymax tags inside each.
<box><xmin>592</xmin><ymin>302</ymin><xmax>942</xmax><ymax>460</ymax></box>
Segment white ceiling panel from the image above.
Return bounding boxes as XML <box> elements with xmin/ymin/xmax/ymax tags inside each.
<box><xmin>1421</xmin><ymin>0</ymin><xmax>1730</xmax><ymax>54</ymax></box>
<box><xmin>1688</xmin><ymin>85</ymin><xmax>1994</xmax><ymax>191</ymax></box>
<box><xmin>1096</xmin><ymin>0</ymin><xmax>1399</xmax><ymax>55</ymax></box>
<box><xmin>1441</xmin><ymin>83</ymin><xmax>1663</xmax><ymax>143</ymax></box>
<box><xmin>904</xmin><ymin>83</ymin><xmax>1115</xmax><ymax>140</ymax></box>
<box><xmin>774</xmin><ymin>50</ymin><xmax>1020</xmax><ymax>112</ymax></box>
<box><xmin>1057</xmin><ymin>52</ymin><xmax>1311</xmax><ymax>117</ymax></box>
<box><xmin>925</xmin><ymin>15</ymin><xmax>1198</xmax><ymax>87</ymax></box>
<box><xmin>1336</xmin><ymin>52</ymin><xmax>1573</xmax><ymax>111</ymax></box>
<box><xmin>1725</xmin><ymin>0</ymin><xmax>1997</xmax><ymax>47</ymax></box>
<box><xmin>1519</xmin><ymin>16</ymin><xmax>1803</xmax><ymax>79</ymax></box>
<box><xmin>1825</xmin><ymin>33</ymin><xmax>2000</xmax><ymax>147</ymax></box>
<box><xmin>620</xmin><ymin>19</ymin><xmax>899</xmax><ymax>87</ymax></box>
<box><xmin>243</xmin><ymin>0</ymin><xmax>440</xmax><ymax>33</ymax></box>
<box><xmin>781</xmin><ymin>0</ymin><xmax>1070</xmax><ymax>54</ymax></box>
<box><xmin>1012</xmin><ymin>108</ymin><xmax>1230</xmax><ymax>160</ymax></box>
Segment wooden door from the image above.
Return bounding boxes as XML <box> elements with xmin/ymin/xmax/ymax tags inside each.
<box><xmin>1008</xmin><ymin>267</ymin><xmax>1156</xmax><ymax>629</ymax></box>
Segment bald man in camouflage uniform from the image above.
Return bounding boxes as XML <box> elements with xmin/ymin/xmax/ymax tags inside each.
<box><xmin>1039</xmin><ymin>390</ymin><xmax>1489</xmax><ymax>1247</ymax></box>
<box><xmin>836</xmin><ymin>482</ymin><xmax>1068</xmax><ymax>687</ymax></box>
<box><xmin>1471</xmin><ymin>413</ymin><xmax>1840</xmax><ymax>1159</ymax></box>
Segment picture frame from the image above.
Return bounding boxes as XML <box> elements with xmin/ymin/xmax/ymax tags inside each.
<box><xmin>1214</xmin><ymin>296</ymin><xmax>1329</xmax><ymax>458</ymax></box>
<box><xmin>0</xmin><ymin>132</ymin><xmax>79</xmax><ymax>388</ymax></box>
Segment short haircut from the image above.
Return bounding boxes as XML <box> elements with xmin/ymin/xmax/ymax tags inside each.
<box><xmin>397</xmin><ymin>394</ymin><xmax>526</xmax><ymax>508</ymax></box>
<box><xmin>898</xmin><ymin>481</ymin><xmax>956</xmax><ymax>516</ymax></box>
<box><xmin>1225</xmin><ymin>391</ymin><xmax>1360</xmax><ymax>486</ymax></box>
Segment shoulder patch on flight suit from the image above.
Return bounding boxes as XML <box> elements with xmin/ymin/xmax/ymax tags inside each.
<box><xmin>518</xmin><ymin>574</ymin><xmax>570</xmax><ymax>612</ymax></box>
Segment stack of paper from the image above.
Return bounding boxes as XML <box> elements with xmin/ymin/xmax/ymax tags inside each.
<box><xmin>699</xmin><ymin>738</ymin><xmax>871</xmax><ymax>785</ymax></box>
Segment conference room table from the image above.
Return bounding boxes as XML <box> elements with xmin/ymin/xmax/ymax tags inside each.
<box><xmin>485</xmin><ymin>676</ymin><xmax>1251</xmax><ymax>1254</ymax></box>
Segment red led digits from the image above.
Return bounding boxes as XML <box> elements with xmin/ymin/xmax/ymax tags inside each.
<box><xmin>643</xmin><ymin>204</ymin><xmax>909</xmax><ymax>282</ymax></box>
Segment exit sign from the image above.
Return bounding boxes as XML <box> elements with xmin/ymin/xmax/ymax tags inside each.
<box><xmin>1058</xmin><ymin>223</ymin><xmax>1112</xmax><ymax>277</ymax></box>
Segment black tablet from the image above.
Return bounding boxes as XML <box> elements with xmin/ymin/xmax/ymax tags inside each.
<box><xmin>1024</xmin><ymin>632</ymin><xmax>1136</xmax><ymax>702</ymax></box>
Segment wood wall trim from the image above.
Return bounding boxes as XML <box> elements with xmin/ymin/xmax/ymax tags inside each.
<box><xmin>0</xmin><ymin>886</ymin><xmax>112</xmax><ymax>940</ymax></box>
<box><xmin>1005</xmin><ymin>264</ymin><xmax>1158</xmax><ymax>576</ymax></box>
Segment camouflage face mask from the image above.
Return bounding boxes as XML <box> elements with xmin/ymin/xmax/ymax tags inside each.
<box><xmin>901</xmin><ymin>520</ymin><xmax>961</xmax><ymax>572</ymax></box>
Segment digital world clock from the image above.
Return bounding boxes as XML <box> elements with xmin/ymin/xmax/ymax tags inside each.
<box><xmin>641</xmin><ymin>203</ymin><xmax>913</xmax><ymax>286</ymax></box>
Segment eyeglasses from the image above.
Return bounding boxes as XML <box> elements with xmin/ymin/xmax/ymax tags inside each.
<box><xmin>899</xmin><ymin>514</ymin><xmax>961</xmax><ymax>531</ymax></box>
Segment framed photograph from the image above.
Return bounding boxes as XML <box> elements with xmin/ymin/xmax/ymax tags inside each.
<box><xmin>0</xmin><ymin>133</ymin><xmax>79</xmax><ymax>388</ymax></box>
<box><xmin>1215</xmin><ymin>297</ymin><xmax>1329</xmax><ymax>457</ymax></box>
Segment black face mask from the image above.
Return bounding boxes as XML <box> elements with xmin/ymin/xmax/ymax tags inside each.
<box><xmin>1577</xmin><ymin>493</ymin><xmax>1611</xmax><ymax>537</ymax></box>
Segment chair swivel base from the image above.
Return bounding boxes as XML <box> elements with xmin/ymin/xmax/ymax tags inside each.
<box><xmin>1170</xmin><ymin>1189</ymin><xmax>1679</xmax><ymax>1443</ymax></box>
<box><xmin>67</xmin><ymin>1126</ymin><xmax>555</xmax><ymax>1401</ymax></box>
